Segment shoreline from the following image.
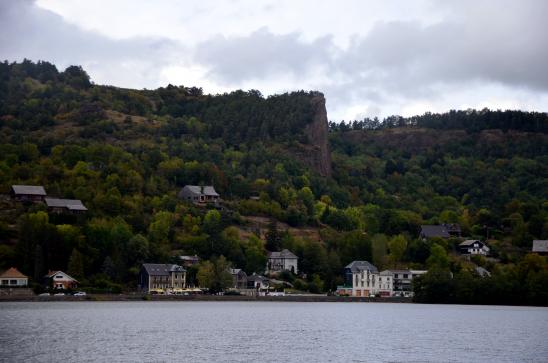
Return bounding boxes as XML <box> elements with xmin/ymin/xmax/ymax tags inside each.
<box><xmin>0</xmin><ymin>294</ymin><xmax>413</xmax><ymax>303</ymax></box>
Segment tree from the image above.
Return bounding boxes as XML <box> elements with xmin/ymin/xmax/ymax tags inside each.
<box><xmin>67</xmin><ymin>248</ymin><xmax>85</xmax><ymax>281</ymax></box>
<box><xmin>371</xmin><ymin>234</ymin><xmax>388</xmax><ymax>269</ymax></box>
<box><xmin>426</xmin><ymin>243</ymin><xmax>449</xmax><ymax>270</ymax></box>
<box><xmin>265</xmin><ymin>218</ymin><xmax>281</xmax><ymax>251</ymax></box>
<box><xmin>196</xmin><ymin>256</ymin><xmax>233</xmax><ymax>293</ymax></box>
<box><xmin>388</xmin><ymin>234</ymin><xmax>407</xmax><ymax>267</ymax></box>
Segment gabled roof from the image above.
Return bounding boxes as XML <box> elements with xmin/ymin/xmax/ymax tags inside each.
<box><xmin>142</xmin><ymin>264</ymin><xmax>186</xmax><ymax>276</ymax></box>
<box><xmin>532</xmin><ymin>240</ymin><xmax>548</xmax><ymax>253</ymax></box>
<box><xmin>11</xmin><ymin>185</ymin><xmax>46</xmax><ymax>196</ymax></box>
<box><xmin>45</xmin><ymin>198</ymin><xmax>88</xmax><ymax>211</ymax></box>
<box><xmin>420</xmin><ymin>225</ymin><xmax>450</xmax><ymax>238</ymax></box>
<box><xmin>182</xmin><ymin>185</ymin><xmax>219</xmax><ymax>197</ymax></box>
<box><xmin>180</xmin><ymin>255</ymin><xmax>200</xmax><ymax>262</ymax></box>
<box><xmin>345</xmin><ymin>261</ymin><xmax>378</xmax><ymax>273</ymax></box>
<box><xmin>0</xmin><ymin>267</ymin><xmax>28</xmax><ymax>279</ymax></box>
<box><xmin>247</xmin><ymin>273</ymin><xmax>267</xmax><ymax>282</ymax></box>
<box><xmin>229</xmin><ymin>268</ymin><xmax>246</xmax><ymax>276</ymax></box>
<box><xmin>45</xmin><ymin>270</ymin><xmax>78</xmax><ymax>282</ymax></box>
<box><xmin>268</xmin><ymin>249</ymin><xmax>298</xmax><ymax>259</ymax></box>
<box><xmin>459</xmin><ymin>240</ymin><xmax>484</xmax><ymax>247</ymax></box>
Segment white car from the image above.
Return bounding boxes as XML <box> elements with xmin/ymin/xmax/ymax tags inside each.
<box><xmin>73</xmin><ymin>292</ymin><xmax>86</xmax><ymax>296</ymax></box>
<box><xmin>38</xmin><ymin>293</ymin><xmax>50</xmax><ymax>296</ymax></box>
<box><xmin>54</xmin><ymin>293</ymin><xmax>65</xmax><ymax>296</ymax></box>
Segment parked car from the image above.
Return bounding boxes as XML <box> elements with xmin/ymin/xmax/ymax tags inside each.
<box><xmin>38</xmin><ymin>293</ymin><xmax>50</xmax><ymax>296</ymax></box>
<box><xmin>73</xmin><ymin>292</ymin><xmax>86</xmax><ymax>296</ymax></box>
<box><xmin>54</xmin><ymin>293</ymin><xmax>65</xmax><ymax>296</ymax></box>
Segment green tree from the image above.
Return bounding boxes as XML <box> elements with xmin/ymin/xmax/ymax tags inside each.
<box><xmin>67</xmin><ymin>248</ymin><xmax>85</xmax><ymax>281</ymax></box>
<box><xmin>388</xmin><ymin>234</ymin><xmax>407</xmax><ymax>267</ymax></box>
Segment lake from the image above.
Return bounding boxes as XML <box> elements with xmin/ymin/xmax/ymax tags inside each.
<box><xmin>1</xmin><ymin>301</ymin><xmax>547</xmax><ymax>362</ymax></box>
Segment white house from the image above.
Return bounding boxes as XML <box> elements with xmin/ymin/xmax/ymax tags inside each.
<box><xmin>0</xmin><ymin>267</ymin><xmax>28</xmax><ymax>287</ymax></box>
<box><xmin>350</xmin><ymin>260</ymin><xmax>380</xmax><ymax>297</ymax></box>
<box><xmin>458</xmin><ymin>240</ymin><xmax>490</xmax><ymax>256</ymax></box>
<box><xmin>266</xmin><ymin>249</ymin><xmax>298</xmax><ymax>274</ymax></box>
<box><xmin>378</xmin><ymin>270</ymin><xmax>394</xmax><ymax>297</ymax></box>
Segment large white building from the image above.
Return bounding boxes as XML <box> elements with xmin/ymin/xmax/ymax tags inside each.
<box><xmin>350</xmin><ymin>261</ymin><xmax>390</xmax><ymax>297</ymax></box>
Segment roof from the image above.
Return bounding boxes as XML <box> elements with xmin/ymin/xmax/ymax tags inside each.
<box><xmin>0</xmin><ymin>267</ymin><xmax>28</xmax><ymax>279</ymax></box>
<box><xmin>180</xmin><ymin>255</ymin><xmax>200</xmax><ymax>261</ymax></box>
<box><xmin>247</xmin><ymin>273</ymin><xmax>267</xmax><ymax>282</ymax></box>
<box><xmin>11</xmin><ymin>185</ymin><xmax>46</xmax><ymax>196</ymax></box>
<box><xmin>459</xmin><ymin>240</ymin><xmax>483</xmax><ymax>246</ymax></box>
<box><xmin>45</xmin><ymin>270</ymin><xmax>78</xmax><ymax>282</ymax></box>
<box><xmin>182</xmin><ymin>185</ymin><xmax>219</xmax><ymax>197</ymax></box>
<box><xmin>345</xmin><ymin>261</ymin><xmax>378</xmax><ymax>273</ymax></box>
<box><xmin>229</xmin><ymin>268</ymin><xmax>246</xmax><ymax>276</ymax></box>
<box><xmin>532</xmin><ymin>240</ymin><xmax>548</xmax><ymax>253</ymax></box>
<box><xmin>45</xmin><ymin>198</ymin><xmax>88</xmax><ymax>211</ymax></box>
<box><xmin>268</xmin><ymin>249</ymin><xmax>298</xmax><ymax>259</ymax></box>
<box><xmin>142</xmin><ymin>264</ymin><xmax>186</xmax><ymax>276</ymax></box>
<box><xmin>420</xmin><ymin>225</ymin><xmax>450</xmax><ymax>238</ymax></box>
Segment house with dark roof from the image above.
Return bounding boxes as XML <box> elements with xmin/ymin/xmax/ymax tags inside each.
<box><xmin>266</xmin><ymin>249</ymin><xmax>298</xmax><ymax>274</ymax></box>
<box><xmin>229</xmin><ymin>268</ymin><xmax>248</xmax><ymax>289</ymax></box>
<box><xmin>138</xmin><ymin>264</ymin><xmax>186</xmax><ymax>293</ymax></box>
<box><xmin>532</xmin><ymin>240</ymin><xmax>548</xmax><ymax>255</ymax></box>
<box><xmin>178</xmin><ymin>185</ymin><xmax>220</xmax><ymax>204</ymax></box>
<box><xmin>420</xmin><ymin>225</ymin><xmax>450</xmax><ymax>239</ymax></box>
<box><xmin>11</xmin><ymin>185</ymin><xmax>47</xmax><ymax>202</ymax></box>
<box><xmin>344</xmin><ymin>261</ymin><xmax>378</xmax><ymax>286</ymax></box>
<box><xmin>346</xmin><ymin>261</ymin><xmax>381</xmax><ymax>297</ymax></box>
<box><xmin>45</xmin><ymin>197</ymin><xmax>88</xmax><ymax>214</ymax></box>
<box><xmin>0</xmin><ymin>267</ymin><xmax>28</xmax><ymax>287</ymax></box>
<box><xmin>458</xmin><ymin>240</ymin><xmax>490</xmax><ymax>256</ymax></box>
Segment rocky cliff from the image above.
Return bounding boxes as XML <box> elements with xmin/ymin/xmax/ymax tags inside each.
<box><xmin>302</xmin><ymin>94</ymin><xmax>332</xmax><ymax>177</ymax></box>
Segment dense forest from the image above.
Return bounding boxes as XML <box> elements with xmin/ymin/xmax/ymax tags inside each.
<box><xmin>0</xmin><ymin>60</ymin><xmax>547</xmax><ymax>305</ymax></box>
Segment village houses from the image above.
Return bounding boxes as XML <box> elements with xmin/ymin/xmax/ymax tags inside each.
<box><xmin>11</xmin><ymin>185</ymin><xmax>47</xmax><ymax>202</ymax></box>
<box><xmin>458</xmin><ymin>240</ymin><xmax>490</xmax><ymax>256</ymax></box>
<box><xmin>532</xmin><ymin>240</ymin><xmax>548</xmax><ymax>256</ymax></box>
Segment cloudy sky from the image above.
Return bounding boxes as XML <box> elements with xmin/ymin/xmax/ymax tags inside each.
<box><xmin>1</xmin><ymin>0</ymin><xmax>548</xmax><ymax>121</ymax></box>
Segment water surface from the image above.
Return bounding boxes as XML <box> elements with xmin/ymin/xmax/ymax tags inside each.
<box><xmin>1</xmin><ymin>301</ymin><xmax>547</xmax><ymax>362</ymax></box>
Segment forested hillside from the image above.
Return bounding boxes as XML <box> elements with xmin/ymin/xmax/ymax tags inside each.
<box><xmin>1</xmin><ymin>60</ymin><xmax>547</xmax><ymax>305</ymax></box>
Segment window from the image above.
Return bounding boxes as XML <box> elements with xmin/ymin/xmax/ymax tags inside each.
<box><xmin>55</xmin><ymin>275</ymin><xmax>63</xmax><ymax>279</ymax></box>
<box><xmin>1</xmin><ymin>280</ymin><xmax>8</xmax><ymax>285</ymax></box>
<box><xmin>403</xmin><ymin>274</ymin><xmax>408</xmax><ymax>278</ymax></box>
<box><xmin>10</xmin><ymin>280</ymin><xmax>17</xmax><ymax>285</ymax></box>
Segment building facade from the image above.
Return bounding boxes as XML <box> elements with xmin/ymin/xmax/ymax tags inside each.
<box><xmin>0</xmin><ymin>267</ymin><xmax>28</xmax><ymax>287</ymax></box>
<box><xmin>45</xmin><ymin>271</ymin><xmax>78</xmax><ymax>290</ymax></box>
<box><xmin>266</xmin><ymin>249</ymin><xmax>298</xmax><ymax>274</ymax></box>
<box><xmin>138</xmin><ymin>264</ymin><xmax>186</xmax><ymax>293</ymax></box>
<box><xmin>458</xmin><ymin>240</ymin><xmax>490</xmax><ymax>255</ymax></box>
<box><xmin>350</xmin><ymin>261</ymin><xmax>380</xmax><ymax>297</ymax></box>
<box><xmin>532</xmin><ymin>240</ymin><xmax>548</xmax><ymax>256</ymax></box>
<box><xmin>230</xmin><ymin>268</ymin><xmax>248</xmax><ymax>289</ymax></box>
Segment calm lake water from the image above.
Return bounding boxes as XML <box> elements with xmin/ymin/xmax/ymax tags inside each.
<box><xmin>1</xmin><ymin>301</ymin><xmax>547</xmax><ymax>362</ymax></box>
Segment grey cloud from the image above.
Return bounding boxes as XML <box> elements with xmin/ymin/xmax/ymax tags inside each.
<box><xmin>193</xmin><ymin>28</ymin><xmax>335</xmax><ymax>83</ymax></box>
<box><xmin>0</xmin><ymin>0</ymin><xmax>180</xmax><ymax>87</ymax></box>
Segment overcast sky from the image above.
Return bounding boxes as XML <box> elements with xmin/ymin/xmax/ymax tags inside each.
<box><xmin>1</xmin><ymin>0</ymin><xmax>548</xmax><ymax>121</ymax></box>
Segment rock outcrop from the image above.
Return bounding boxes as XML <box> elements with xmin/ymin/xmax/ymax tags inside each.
<box><xmin>303</xmin><ymin>94</ymin><xmax>332</xmax><ymax>177</ymax></box>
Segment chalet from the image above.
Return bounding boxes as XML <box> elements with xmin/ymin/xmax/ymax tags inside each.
<box><xmin>458</xmin><ymin>240</ymin><xmax>490</xmax><ymax>256</ymax></box>
<box><xmin>229</xmin><ymin>268</ymin><xmax>248</xmax><ymax>289</ymax></box>
<box><xmin>532</xmin><ymin>240</ymin><xmax>548</xmax><ymax>256</ymax></box>
<box><xmin>0</xmin><ymin>267</ymin><xmax>28</xmax><ymax>287</ymax></box>
<box><xmin>45</xmin><ymin>197</ymin><xmax>87</xmax><ymax>214</ymax></box>
<box><xmin>45</xmin><ymin>271</ymin><xmax>78</xmax><ymax>290</ymax></box>
<box><xmin>178</xmin><ymin>185</ymin><xmax>220</xmax><ymax>204</ymax></box>
<box><xmin>179</xmin><ymin>255</ymin><xmax>200</xmax><ymax>267</ymax></box>
<box><xmin>266</xmin><ymin>249</ymin><xmax>298</xmax><ymax>274</ymax></box>
<box><xmin>419</xmin><ymin>225</ymin><xmax>450</xmax><ymax>239</ymax></box>
<box><xmin>138</xmin><ymin>264</ymin><xmax>186</xmax><ymax>293</ymax></box>
<box><xmin>11</xmin><ymin>185</ymin><xmax>47</xmax><ymax>202</ymax></box>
